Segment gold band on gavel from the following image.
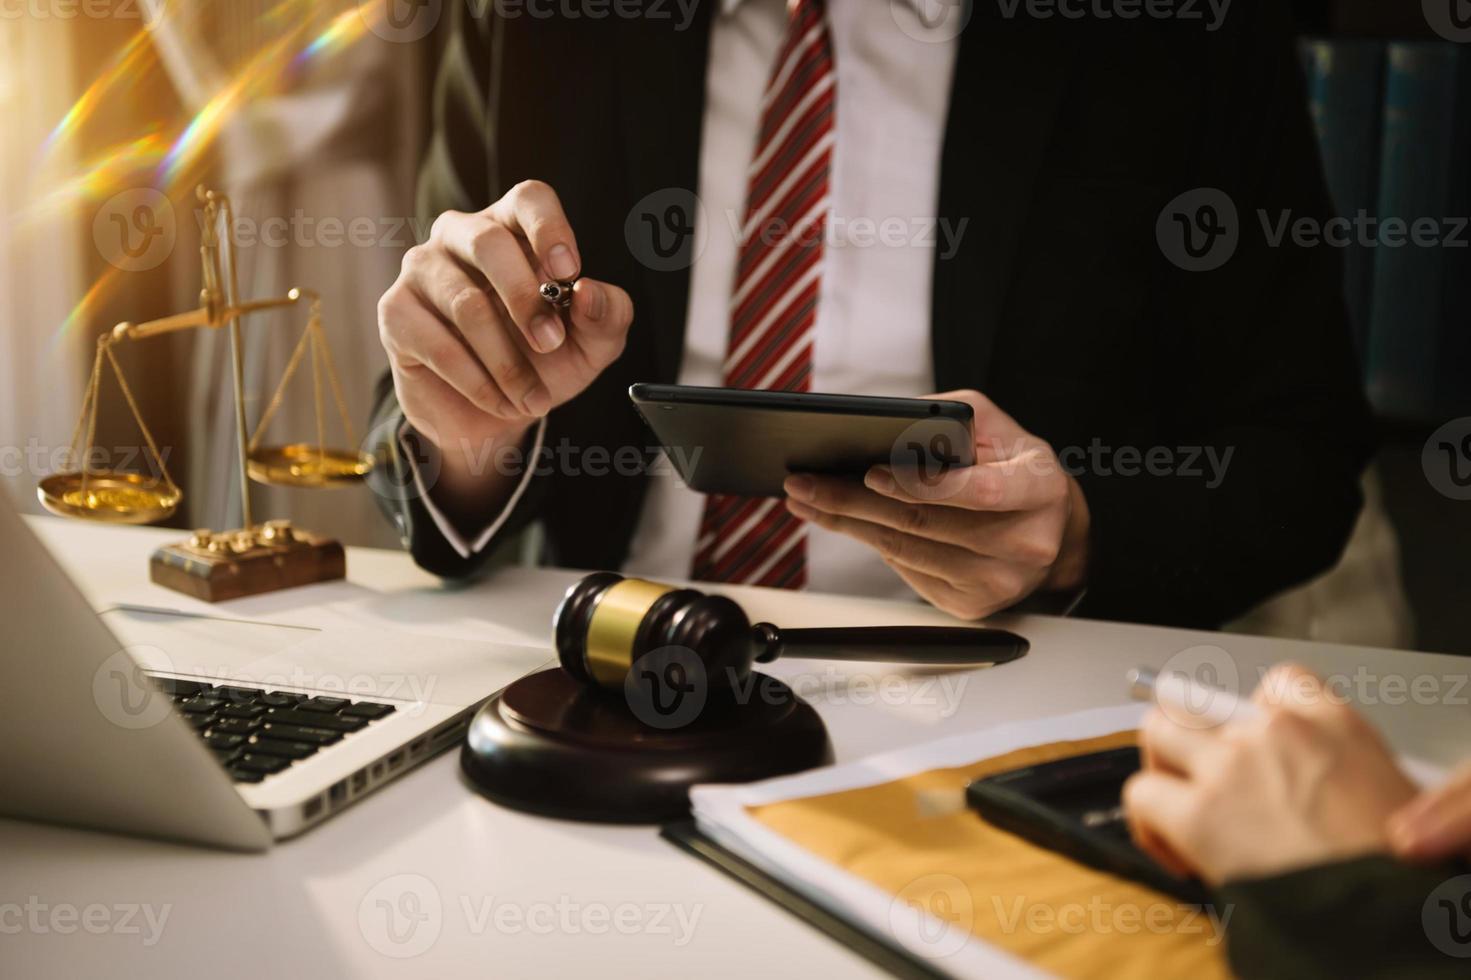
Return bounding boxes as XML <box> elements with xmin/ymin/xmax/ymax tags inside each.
<box><xmin>584</xmin><ymin>578</ymin><xmax>676</xmax><ymax>687</ymax></box>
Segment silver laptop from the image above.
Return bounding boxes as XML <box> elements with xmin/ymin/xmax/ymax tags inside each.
<box><xmin>0</xmin><ymin>496</ymin><xmax>551</xmax><ymax>850</ymax></box>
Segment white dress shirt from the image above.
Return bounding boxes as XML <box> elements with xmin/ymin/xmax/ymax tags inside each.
<box><xmin>419</xmin><ymin>0</ymin><xmax>958</xmax><ymax>599</ymax></box>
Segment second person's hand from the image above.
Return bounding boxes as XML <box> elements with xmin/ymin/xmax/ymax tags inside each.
<box><xmin>1124</xmin><ymin>664</ymin><xmax>1419</xmax><ymax>886</ymax></box>
<box><xmin>1389</xmin><ymin>760</ymin><xmax>1471</xmax><ymax>864</ymax></box>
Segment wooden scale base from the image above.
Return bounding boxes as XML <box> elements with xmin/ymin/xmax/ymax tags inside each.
<box><xmin>461</xmin><ymin>668</ymin><xmax>833</xmax><ymax>823</ymax></box>
<box><xmin>149</xmin><ymin>520</ymin><xmax>344</xmax><ymax>602</ymax></box>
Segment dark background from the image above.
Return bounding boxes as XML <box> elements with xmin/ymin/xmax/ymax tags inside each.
<box><xmin>1288</xmin><ymin>0</ymin><xmax>1469</xmax><ymax>655</ymax></box>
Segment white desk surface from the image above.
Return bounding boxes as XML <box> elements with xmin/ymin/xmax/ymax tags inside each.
<box><xmin>6</xmin><ymin>517</ymin><xmax>1469</xmax><ymax>979</ymax></box>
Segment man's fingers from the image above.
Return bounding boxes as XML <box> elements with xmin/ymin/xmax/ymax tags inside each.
<box><xmin>1122</xmin><ymin>771</ymin><xmax>1201</xmax><ymax>879</ymax></box>
<box><xmin>378</xmin><ymin>284</ymin><xmax>510</xmax><ymax>418</ymax></box>
<box><xmin>565</xmin><ymin>278</ymin><xmax>635</xmax><ymax>365</ymax></box>
<box><xmin>785</xmin><ymin>498</ymin><xmax>1016</xmax><ymax>592</ymax></box>
<box><xmin>403</xmin><ymin>245</ymin><xmax>550</xmax><ymax>418</ymax></box>
<box><xmin>433</xmin><ymin>209</ymin><xmax>566</xmax><ymax>355</ymax></box>
<box><xmin>839</xmin><ymin>554</ymin><xmax>1012</xmax><ymax>623</ymax></box>
<box><xmin>789</xmin><ymin>472</ymin><xmax>1069</xmax><ymax>568</ymax></box>
<box><xmin>1130</xmin><ymin>820</ymin><xmax>1198</xmax><ymax>881</ymax></box>
<box><xmin>390</xmin><ymin>361</ymin><xmax>493</xmax><ymax>462</ymax></box>
<box><xmin>489</xmin><ymin>179</ymin><xmax>581</xmax><ymax>281</ymax></box>
<box><xmin>876</xmin><ymin>390</ymin><xmax>1064</xmax><ymax>511</ymax></box>
<box><xmin>1390</xmin><ymin>762</ymin><xmax>1471</xmax><ymax>861</ymax></box>
<box><xmin>785</xmin><ymin>474</ymin><xmax>995</xmax><ymax>550</ymax></box>
<box><xmin>1251</xmin><ymin>663</ymin><xmax>1339</xmax><ymax>719</ymax></box>
<box><xmin>929</xmin><ymin>389</ymin><xmax>1026</xmax><ymax>442</ymax></box>
<box><xmin>785</xmin><ymin>497</ymin><xmax>979</xmax><ymax>580</ymax></box>
<box><xmin>881</xmin><ymin>563</ymin><xmax>989</xmax><ymax>620</ymax></box>
<box><xmin>1140</xmin><ymin>708</ymin><xmax>1224</xmax><ymax>777</ymax></box>
<box><xmin>866</xmin><ymin>449</ymin><xmax>1065</xmax><ymax>513</ymax></box>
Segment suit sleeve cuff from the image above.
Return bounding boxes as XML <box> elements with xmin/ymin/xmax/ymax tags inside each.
<box><xmin>398</xmin><ymin>417</ymin><xmax>546</xmax><ymax>560</ymax></box>
<box><xmin>1218</xmin><ymin>854</ymin><xmax>1471</xmax><ymax>980</ymax></box>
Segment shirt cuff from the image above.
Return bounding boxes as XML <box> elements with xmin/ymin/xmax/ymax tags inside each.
<box><xmin>398</xmin><ymin>418</ymin><xmax>547</xmax><ymax>560</ymax></box>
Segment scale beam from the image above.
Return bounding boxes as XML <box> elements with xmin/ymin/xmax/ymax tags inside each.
<box><xmin>111</xmin><ymin>292</ymin><xmax>302</xmax><ymax>343</ymax></box>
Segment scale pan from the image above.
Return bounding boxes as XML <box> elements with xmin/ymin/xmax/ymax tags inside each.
<box><xmin>37</xmin><ymin>471</ymin><xmax>181</xmax><ymax>524</ymax></box>
<box><xmin>247</xmin><ymin>444</ymin><xmax>374</xmax><ymax>488</ymax></box>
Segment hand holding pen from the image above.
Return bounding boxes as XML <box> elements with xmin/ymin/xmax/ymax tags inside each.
<box><xmin>1122</xmin><ymin>663</ymin><xmax>1419</xmax><ymax>886</ymax></box>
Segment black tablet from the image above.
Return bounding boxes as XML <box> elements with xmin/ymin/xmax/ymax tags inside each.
<box><xmin>628</xmin><ymin>383</ymin><xmax>975</xmax><ymax>497</ymax></box>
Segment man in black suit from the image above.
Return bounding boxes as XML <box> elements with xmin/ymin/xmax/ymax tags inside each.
<box><xmin>369</xmin><ymin>0</ymin><xmax>1370</xmax><ymax>630</ymax></box>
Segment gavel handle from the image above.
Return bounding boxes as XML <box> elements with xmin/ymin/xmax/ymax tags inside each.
<box><xmin>752</xmin><ymin>624</ymin><xmax>1029</xmax><ymax>666</ymax></box>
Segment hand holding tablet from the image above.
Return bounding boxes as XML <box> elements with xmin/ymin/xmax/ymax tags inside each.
<box><xmin>633</xmin><ymin>384</ymin><xmax>1091</xmax><ymax>621</ymax></box>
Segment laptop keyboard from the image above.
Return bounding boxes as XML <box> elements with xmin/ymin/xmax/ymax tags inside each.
<box><xmin>148</xmin><ymin>676</ymin><xmax>396</xmax><ymax>784</ymax></box>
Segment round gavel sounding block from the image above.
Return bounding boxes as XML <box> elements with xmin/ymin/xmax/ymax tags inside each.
<box><xmin>460</xmin><ymin>573</ymin><xmax>1028</xmax><ymax>823</ymax></box>
<box><xmin>553</xmin><ymin>571</ymin><xmax>1030</xmax><ymax>692</ymax></box>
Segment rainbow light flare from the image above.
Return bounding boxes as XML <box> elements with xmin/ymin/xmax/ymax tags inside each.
<box><xmin>54</xmin><ymin>266</ymin><xmax>124</xmax><ymax>355</ymax></box>
<box><xmin>22</xmin><ymin>133</ymin><xmax>170</xmax><ymax>227</ymax></box>
<box><xmin>155</xmin><ymin>29</ymin><xmax>301</xmax><ymax>186</ymax></box>
<box><xmin>293</xmin><ymin>7</ymin><xmax>375</xmax><ymax>70</ymax></box>
<box><xmin>157</xmin><ymin>1</ymin><xmax>388</xmax><ymax>186</ymax></box>
<box><xmin>38</xmin><ymin>29</ymin><xmax>159</xmax><ymax>166</ymax></box>
<box><xmin>32</xmin><ymin>0</ymin><xmax>390</xmax><ymax>350</ymax></box>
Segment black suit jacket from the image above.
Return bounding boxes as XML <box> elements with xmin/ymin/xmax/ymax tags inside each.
<box><xmin>370</xmin><ymin>0</ymin><xmax>1373</xmax><ymax>630</ymax></box>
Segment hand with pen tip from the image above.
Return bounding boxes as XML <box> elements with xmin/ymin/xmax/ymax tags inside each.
<box><xmin>1124</xmin><ymin>663</ymin><xmax>1419</xmax><ymax>886</ymax></box>
<box><xmin>378</xmin><ymin>180</ymin><xmax>634</xmax><ymax>523</ymax></box>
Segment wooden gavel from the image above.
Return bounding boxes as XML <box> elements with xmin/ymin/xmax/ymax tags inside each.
<box><xmin>553</xmin><ymin>572</ymin><xmax>1030</xmax><ymax>691</ymax></box>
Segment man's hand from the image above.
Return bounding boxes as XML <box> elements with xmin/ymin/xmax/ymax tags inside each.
<box><xmin>781</xmin><ymin>389</ymin><xmax>1089</xmax><ymax>620</ymax></box>
<box><xmin>1389</xmin><ymin>761</ymin><xmax>1471</xmax><ymax>864</ymax></box>
<box><xmin>1124</xmin><ymin>664</ymin><xmax>1419</xmax><ymax>886</ymax></box>
<box><xmin>378</xmin><ymin>180</ymin><xmax>634</xmax><ymax>520</ymax></box>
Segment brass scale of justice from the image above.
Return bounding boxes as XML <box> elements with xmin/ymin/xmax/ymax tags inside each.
<box><xmin>37</xmin><ymin>187</ymin><xmax>374</xmax><ymax>602</ymax></box>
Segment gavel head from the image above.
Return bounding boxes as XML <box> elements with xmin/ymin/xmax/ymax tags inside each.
<box><xmin>553</xmin><ymin>572</ymin><xmax>761</xmax><ymax>691</ymax></box>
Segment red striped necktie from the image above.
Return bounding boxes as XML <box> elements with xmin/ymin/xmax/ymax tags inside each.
<box><xmin>690</xmin><ymin>0</ymin><xmax>835</xmax><ymax>589</ymax></box>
